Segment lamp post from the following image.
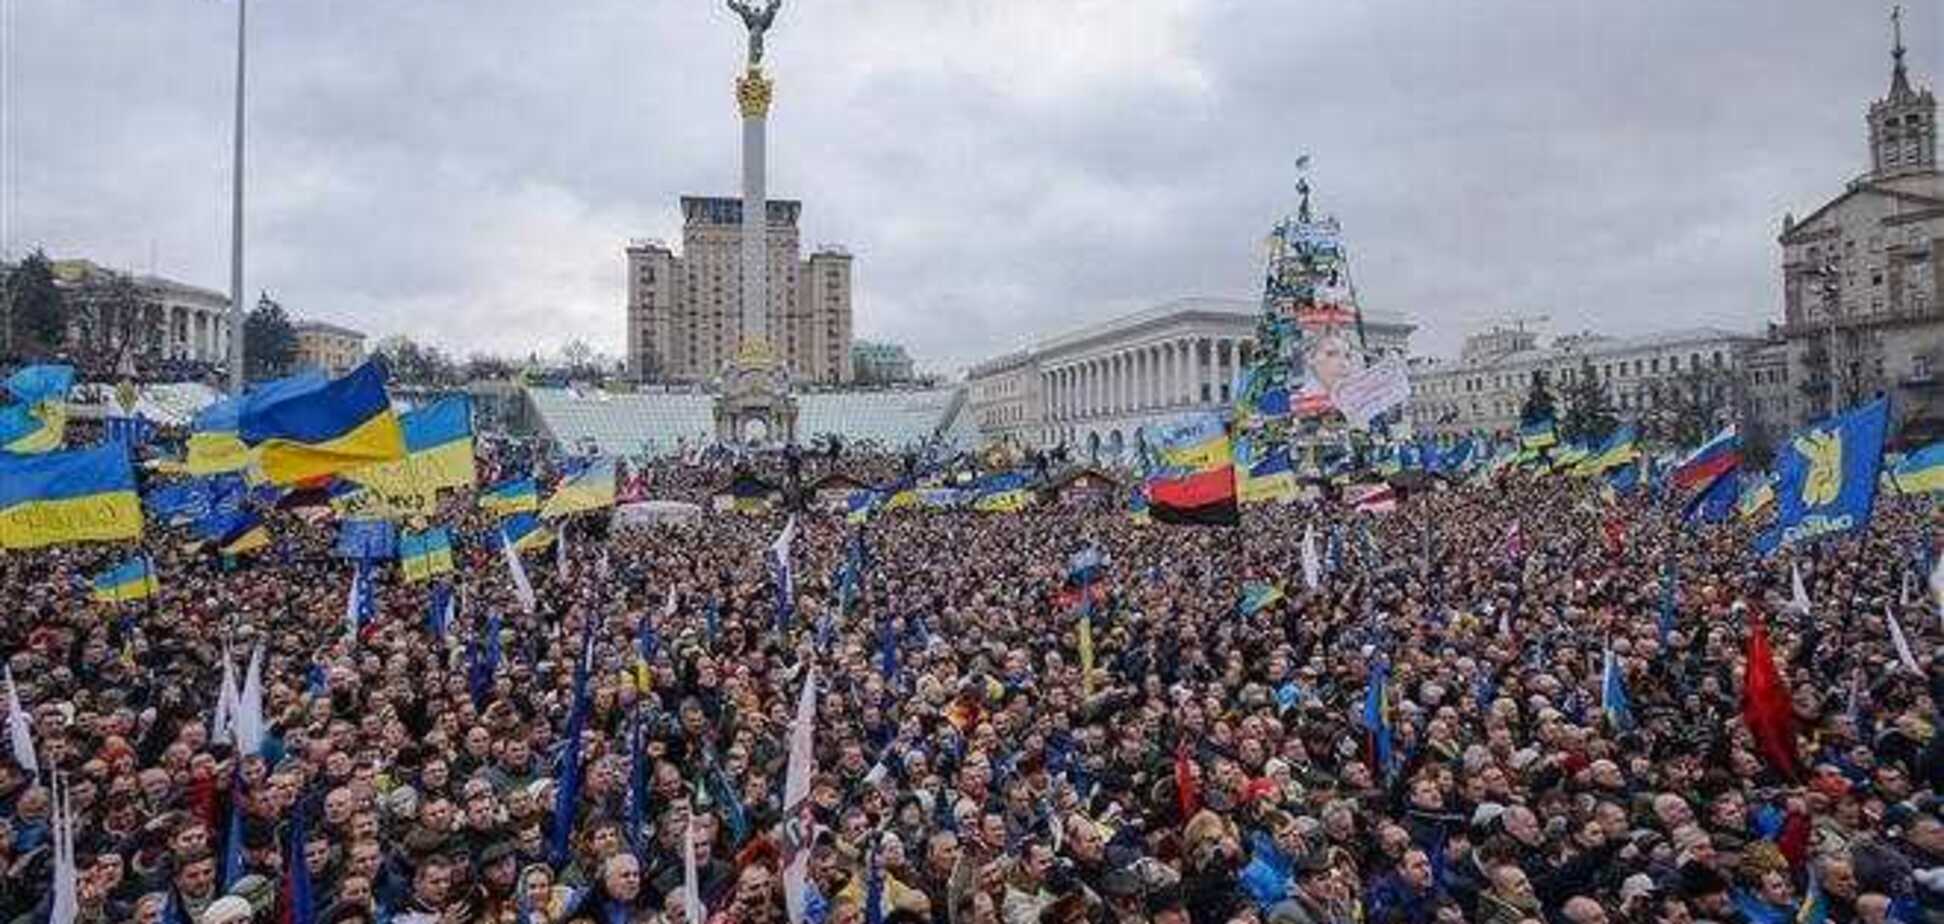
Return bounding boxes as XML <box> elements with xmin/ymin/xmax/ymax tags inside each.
<box><xmin>225</xmin><ymin>0</ymin><xmax>247</xmax><ymax>395</ymax></box>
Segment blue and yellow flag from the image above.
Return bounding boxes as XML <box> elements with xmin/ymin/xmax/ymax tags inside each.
<box><xmin>1892</xmin><ymin>442</ymin><xmax>1944</xmax><ymax>495</ymax></box>
<box><xmin>498</xmin><ymin>512</ymin><xmax>555</xmax><ymax>554</ymax></box>
<box><xmin>239</xmin><ymin>361</ymin><xmax>406</xmax><ymax>485</ymax></box>
<box><xmin>1519</xmin><ymin>418</ymin><xmax>1558</xmax><ymax>451</ymax></box>
<box><xmin>1756</xmin><ymin>398</ymin><xmax>1890</xmax><ymax>555</ymax></box>
<box><xmin>91</xmin><ymin>556</ymin><xmax>158</xmax><ymax>604</ymax></box>
<box><xmin>541</xmin><ymin>457</ymin><xmax>618</xmax><ymax>519</ymax></box>
<box><xmin>1235</xmin><ymin>437</ymin><xmax>1297</xmax><ymax>506</ymax></box>
<box><xmin>1237</xmin><ymin>581</ymin><xmax>1285</xmax><ymax>616</ymax></box>
<box><xmin>1577</xmin><ymin>426</ymin><xmax>1638</xmax><ymax>476</ymax></box>
<box><xmin>344</xmin><ymin>395</ymin><xmax>475</xmax><ymax>497</ymax></box>
<box><xmin>183</xmin><ymin>393</ymin><xmax>255</xmax><ymax>475</ymax></box>
<box><xmin>0</xmin><ymin>444</ymin><xmax>142</xmax><ymax>549</ymax></box>
<box><xmin>480</xmin><ymin>478</ymin><xmax>539</xmax><ymax>515</ymax></box>
<box><xmin>845</xmin><ymin>490</ymin><xmax>881</xmax><ymax>525</ymax></box>
<box><xmin>399</xmin><ymin>528</ymin><xmax>456</xmax><ymax>583</ymax></box>
<box><xmin>217</xmin><ymin>511</ymin><xmax>271</xmax><ymax>556</ymax></box>
<box><xmin>970</xmin><ymin>471</ymin><xmax>1031</xmax><ymax>513</ymax></box>
<box><xmin>1738</xmin><ymin>472</ymin><xmax>1776</xmax><ymax>519</ymax></box>
<box><xmin>0</xmin><ymin>364</ymin><xmax>74</xmax><ymax>454</ymax></box>
<box><xmin>1152</xmin><ymin>414</ymin><xmax>1231</xmax><ymax>474</ymax></box>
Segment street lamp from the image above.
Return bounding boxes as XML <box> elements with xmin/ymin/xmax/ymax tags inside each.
<box><xmin>226</xmin><ymin>0</ymin><xmax>248</xmax><ymax>395</ymax></box>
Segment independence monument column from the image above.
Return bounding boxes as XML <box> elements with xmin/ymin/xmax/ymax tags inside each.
<box><xmin>732</xmin><ymin>0</ymin><xmax>779</xmax><ymax>355</ymax></box>
<box><xmin>714</xmin><ymin>0</ymin><xmax>797</xmax><ymax>445</ymax></box>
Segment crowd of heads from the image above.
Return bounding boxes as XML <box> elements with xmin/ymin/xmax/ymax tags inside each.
<box><xmin>2</xmin><ymin>441</ymin><xmax>1943</xmax><ymax>924</ymax></box>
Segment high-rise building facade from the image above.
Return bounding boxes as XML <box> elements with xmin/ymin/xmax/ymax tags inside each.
<box><xmin>625</xmin><ymin>196</ymin><xmax>852</xmax><ymax>385</ymax></box>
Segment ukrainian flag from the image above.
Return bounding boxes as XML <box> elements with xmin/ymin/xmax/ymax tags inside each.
<box><xmin>845</xmin><ymin>490</ymin><xmax>880</xmax><ymax>525</ymax></box>
<box><xmin>1519</xmin><ymin>418</ymin><xmax>1558</xmax><ymax>450</ymax></box>
<box><xmin>1892</xmin><ymin>441</ymin><xmax>1944</xmax><ymax>495</ymax></box>
<box><xmin>883</xmin><ymin>488</ymin><xmax>919</xmax><ymax>511</ymax></box>
<box><xmin>498</xmin><ymin>512</ymin><xmax>555</xmax><ymax>554</ymax></box>
<box><xmin>238</xmin><ymin>361</ymin><xmax>406</xmax><ymax>485</ymax></box>
<box><xmin>0</xmin><ymin>363</ymin><xmax>74</xmax><ymax>454</ymax></box>
<box><xmin>970</xmin><ymin>471</ymin><xmax>1032</xmax><ymax>513</ymax></box>
<box><xmin>0</xmin><ymin>444</ymin><xmax>143</xmax><ymax>549</ymax></box>
<box><xmin>541</xmin><ymin>458</ymin><xmax>618</xmax><ymax>518</ymax></box>
<box><xmin>1237</xmin><ymin>581</ymin><xmax>1285</xmax><ymax>616</ymax></box>
<box><xmin>399</xmin><ymin>528</ymin><xmax>456</xmax><ymax>583</ymax></box>
<box><xmin>91</xmin><ymin>556</ymin><xmax>159</xmax><ymax>604</ymax></box>
<box><xmin>1153</xmin><ymin>415</ymin><xmax>1231</xmax><ymax>473</ymax></box>
<box><xmin>183</xmin><ymin>394</ymin><xmax>253</xmax><ymax>475</ymax></box>
<box><xmin>216</xmin><ymin>512</ymin><xmax>271</xmax><ymax>556</ymax></box>
<box><xmin>345</xmin><ymin>396</ymin><xmax>475</xmax><ymax>497</ymax></box>
<box><xmin>1236</xmin><ymin>439</ymin><xmax>1297</xmax><ymax>506</ymax></box>
<box><xmin>1576</xmin><ymin>426</ymin><xmax>1639</xmax><ymax>476</ymax></box>
<box><xmin>480</xmin><ymin>478</ymin><xmax>539</xmax><ymax>515</ymax></box>
<box><xmin>1739</xmin><ymin>473</ymin><xmax>1776</xmax><ymax>519</ymax></box>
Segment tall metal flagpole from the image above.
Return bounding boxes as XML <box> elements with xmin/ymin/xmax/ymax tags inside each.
<box><xmin>226</xmin><ymin>0</ymin><xmax>247</xmax><ymax>395</ymax></box>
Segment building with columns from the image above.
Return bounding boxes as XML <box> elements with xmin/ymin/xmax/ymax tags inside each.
<box><xmin>966</xmin><ymin>296</ymin><xmax>1416</xmax><ymax>453</ymax></box>
<box><xmin>0</xmin><ymin>258</ymin><xmax>234</xmax><ymax>366</ymax></box>
<box><xmin>1775</xmin><ymin>15</ymin><xmax>1944</xmax><ymax>442</ymax></box>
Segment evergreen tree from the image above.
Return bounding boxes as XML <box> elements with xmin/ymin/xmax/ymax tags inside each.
<box><xmin>1560</xmin><ymin>358</ymin><xmax>1618</xmax><ymax>445</ymax></box>
<box><xmin>5</xmin><ymin>248</ymin><xmax>68</xmax><ymax>357</ymax></box>
<box><xmin>1519</xmin><ymin>370</ymin><xmax>1556</xmax><ymax>426</ymax></box>
<box><xmin>244</xmin><ymin>292</ymin><xmax>298</xmax><ymax>380</ymax></box>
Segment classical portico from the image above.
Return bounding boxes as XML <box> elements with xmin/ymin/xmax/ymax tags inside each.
<box><xmin>965</xmin><ymin>298</ymin><xmax>1266</xmax><ymax>456</ymax></box>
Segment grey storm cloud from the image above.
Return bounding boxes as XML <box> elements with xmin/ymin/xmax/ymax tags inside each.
<box><xmin>1</xmin><ymin>0</ymin><xmax>1934</xmax><ymax>371</ymax></box>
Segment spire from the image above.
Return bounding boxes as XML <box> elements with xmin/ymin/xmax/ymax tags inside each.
<box><xmin>1890</xmin><ymin>5</ymin><xmax>1914</xmax><ymax>100</ymax></box>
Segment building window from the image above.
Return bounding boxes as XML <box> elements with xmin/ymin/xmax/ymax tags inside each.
<box><xmin>1917</xmin><ymin>355</ymin><xmax>1934</xmax><ymax>381</ymax></box>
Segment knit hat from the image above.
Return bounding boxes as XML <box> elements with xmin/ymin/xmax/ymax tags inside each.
<box><xmin>201</xmin><ymin>896</ymin><xmax>255</xmax><ymax>924</ymax></box>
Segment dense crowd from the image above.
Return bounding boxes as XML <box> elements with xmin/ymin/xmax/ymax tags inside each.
<box><xmin>2</xmin><ymin>447</ymin><xmax>1942</xmax><ymax>924</ymax></box>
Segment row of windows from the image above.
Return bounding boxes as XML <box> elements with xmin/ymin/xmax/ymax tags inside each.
<box><xmin>1417</xmin><ymin>350</ymin><xmax>1731</xmax><ymax>398</ymax></box>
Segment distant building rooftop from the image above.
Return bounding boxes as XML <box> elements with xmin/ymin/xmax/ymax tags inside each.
<box><xmin>293</xmin><ymin>320</ymin><xmax>367</xmax><ymax>339</ymax></box>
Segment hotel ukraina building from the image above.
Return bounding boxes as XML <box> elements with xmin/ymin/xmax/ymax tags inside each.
<box><xmin>966</xmin><ymin>297</ymin><xmax>1415</xmax><ymax>452</ymax></box>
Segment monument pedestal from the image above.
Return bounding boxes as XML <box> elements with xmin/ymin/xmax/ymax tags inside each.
<box><xmin>714</xmin><ymin>340</ymin><xmax>798</xmax><ymax>446</ymax></box>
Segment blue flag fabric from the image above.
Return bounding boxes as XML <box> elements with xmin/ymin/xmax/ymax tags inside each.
<box><xmin>286</xmin><ymin>807</ymin><xmax>317</xmax><ymax>924</ymax></box>
<box><xmin>549</xmin><ymin>618</ymin><xmax>595</xmax><ymax>869</ymax></box>
<box><xmin>1683</xmin><ymin>469</ymin><xmax>1740</xmax><ymax>525</ymax></box>
<box><xmin>426</xmin><ymin>582</ymin><xmax>454</xmax><ymax>642</ymax></box>
<box><xmin>1756</xmin><ymin>398</ymin><xmax>1890</xmax><ymax>555</ymax></box>
<box><xmin>625</xmin><ymin>706</ymin><xmax>650</xmax><ymax>860</ymax></box>
<box><xmin>335</xmin><ymin>519</ymin><xmax>398</xmax><ymax>560</ymax></box>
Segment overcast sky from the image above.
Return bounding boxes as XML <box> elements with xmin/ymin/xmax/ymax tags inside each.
<box><xmin>1</xmin><ymin>1</ymin><xmax>1936</xmax><ymax>373</ymax></box>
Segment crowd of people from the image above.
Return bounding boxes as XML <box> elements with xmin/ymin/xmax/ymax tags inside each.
<box><xmin>2</xmin><ymin>441</ymin><xmax>1942</xmax><ymax>924</ymax></box>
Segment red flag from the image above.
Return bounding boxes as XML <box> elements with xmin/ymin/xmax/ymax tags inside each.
<box><xmin>1174</xmin><ymin>743</ymin><xmax>1200</xmax><ymax>821</ymax></box>
<box><xmin>1742</xmin><ymin>611</ymin><xmax>1800</xmax><ymax>780</ymax></box>
<box><xmin>1602</xmin><ymin>516</ymin><xmax>1627</xmax><ymax>555</ymax></box>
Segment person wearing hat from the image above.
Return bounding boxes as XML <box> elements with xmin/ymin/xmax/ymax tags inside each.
<box><xmin>198</xmin><ymin>895</ymin><xmax>254</xmax><ymax>924</ymax></box>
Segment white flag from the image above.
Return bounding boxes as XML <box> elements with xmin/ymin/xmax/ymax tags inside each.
<box><xmin>1301</xmin><ymin>524</ymin><xmax>1321</xmax><ymax>591</ymax></box>
<box><xmin>5</xmin><ymin>666</ymin><xmax>37</xmax><ymax>777</ymax></box>
<box><xmin>344</xmin><ymin>566</ymin><xmax>363</xmax><ymax>646</ymax></box>
<box><xmin>48</xmin><ymin>776</ymin><xmax>75</xmax><ymax>924</ymax></box>
<box><xmin>557</xmin><ymin>526</ymin><xmax>570</xmax><ymax>582</ymax></box>
<box><xmin>1790</xmin><ymin>563</ymin><xmax>1812</xmax><ymax>615</ymax></box>
<box><xmin>1931</xmin><ymin>553</ymin><xmax>1944</xmax><ymax>624</ymax></box>
<box><xmin>683</xmin><ymin>801</ymin><xmax>706</xmax><ymax>924</ymax></box>
<box><xmin>782</xmin><ymin>666</ymin><xmax>818</xmax><ymax>924</ymax></box>
<box><xmin>232</xmin><ymin>645</ymin><xmax>265</xmax><ymax>756</ymax></box>
<box><xmin>501</xmin><ymin>527</ymin><xmax>537</xmax><ymax>614</ymax></box>
<box><xmin>1888</xmin><ymin>606</ymin><xmax>1922</xmax><ymax>674</ymax></box>
<box><xmin>212</xmin><ymin>645</ymin><xmax>239</xmax><ymax>747</ymax></box>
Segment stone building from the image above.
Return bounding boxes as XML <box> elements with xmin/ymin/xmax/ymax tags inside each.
<box><xmin>850</xmin><ymin>340</ymin><xmax>915</xmax><ymax>385</ymax></box>
<box><xmin>624</xmin><ymin>196</ymin><xmax>853</xmax><ymax>386</ymax></box>
<box><xmin>1406</xmin><ymin>326</ymin><xmax>1770</xmax><ymax>442</ymax></box>
<box><xmin>1777</xmin><ymin>17</ymin><xmax>1943</xmax><ymax>441</ymax></box>
<box><xmin>292</xmin><ymin>320</ymin><xmax>367</xmax><ymax>377</ymax></box>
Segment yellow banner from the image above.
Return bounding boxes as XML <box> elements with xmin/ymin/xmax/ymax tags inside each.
<box><xmin>345</xmin><ymin>439</ymin><xmax>475</xmax><ymax>498</ymax></box>
<box><xmin>0</xmin><ymin>492</ymin><xmax>143</xmax><ymax>549</ymax></box>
